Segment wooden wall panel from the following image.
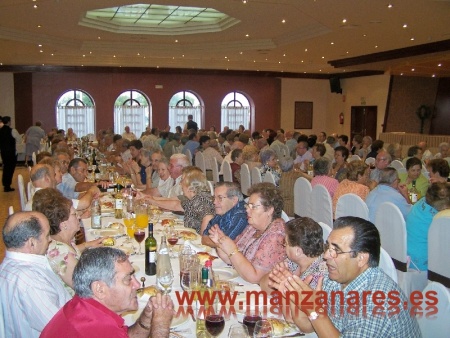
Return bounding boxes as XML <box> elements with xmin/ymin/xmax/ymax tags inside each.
<box><xmin>432</xmin><ymin>78</ymin><xmax>450</xmax><ymax>135</ymax></box>
<box><xmin>13</xmin><ymin>73</ymin><xmax>33</xmax><ymax>133</ymax></box>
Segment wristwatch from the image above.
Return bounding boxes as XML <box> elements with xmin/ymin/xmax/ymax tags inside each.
<box><xmin>308</xmin><ymin>307</ymin><xmax>325</xmax><ymax>321</ymax></box>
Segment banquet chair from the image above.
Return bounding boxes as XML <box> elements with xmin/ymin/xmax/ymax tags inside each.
<box><xmin>365</xmin><ymin>157</ymin><xmax>375</xmax><ymax>166</ymax></box>
<box><xmin>27</xmin><ymin>181</ymin><xmax>35</xmax><ymax>202</ymax></box>
<box><xmin>318</xmin><ymin>222</ymin><xmax>332</xmax><ymax>242</ymax></box>
<box><xmin>417</xmin><ymin>282</ymin><xmax>450</xmax><ymax>338</ymax></box>
<box><xmin>347</xmin><ymin>154</ymin><xmax>361</xmax><ymax>162</ymax></box>
<box><xmin>379</xmin><ymin>247</ymin><xmax>398</xmax><ymax>283</ymax></box>
<box><xmin>211</xmin><ymin>157</ymin><xmax>220</xmax><ymax>184</ymax></box>
<box><xmin>335</xmin><ymin>193</ymin><xmax>369</xmax><ymax>220</ymax></box>
<box><xmin>294</xmin><ymin>177</ymin><xmax>312</xmax><ymax>218</ymax></box>
<box><xmin>428</xmin><ymin>215</ymin><xmax>450</xmax><ymax>288</ymax></box>
<box><xmin>195</xmin><ymin>151</ymin><xmax>206</xmax><ymax>174</ymax></box>
<box><xmin>207</xmin><ymin>181</ymin><xmax>214</xmax><ymax>196</ymax></box>
<box><xmin>17</xmin><ymin>174</ymin><xmax>28</xmax><ymax>211</ymax></box>
<box><xmin>281</xmin><ymin>210</ymin><xmax>291</xmax><ymax>222</ymax></box>
<box><xmin>184</xmin><ymin>149</ymin><xmax>193</xmax><ymax>165</ymax></box>
<box><xmin>375</xmin><ymin>202</ymin><xmax>427</xmax><ymax>295</ymax></box>
<box><xmin>240</xmin><ymin>163</ymin><xmax>251</xmax><ymax>196</ymax></box>
<box><xmin>251</xmin><ymin>167</ymin><xmax>262</xmax><ymax>185</ymax></box>
<box><xmin>31</xmin><ymin>151</ymin><xmax>37</xmax><ymax>166</ymax></box>
<box><xmin>222</xmin><ymin>161</ymin><xmax>233</xmax><ymax>182</ymax></box>
<box><xmin>281</xmin><ymin>144</ymin><xmax>290</xmax><ymax>158</ymax></box>
<box><xmin>396</xmin><ymin>167</ymin><xmax>407</xmax><ymax>175</ymax></box>
<box><xmin>311</xmin><ymin>184</ymin><xmax>333</xmax><ymax>226</ymax></box>
<box><xmin>8</xmin><ymin>206</ymin><xmax>14</xmax><ymax>215</ymax></box>
<box><xmin>262</xmin><ymin>171</ymin><xmax>276</xmax><ymax>185</ymax></box>
<box><xmin>389</xmin><ymin>159</ymin><xmax>404</xmax><ymax>170</ymax></box>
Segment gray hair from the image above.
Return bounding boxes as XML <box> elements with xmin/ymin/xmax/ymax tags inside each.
<box><xmin>30</xmin><ymin>165</ymin><xmax>52</xmax><ymax>183</ymax></box>
<box><xmin>215</xmin><ymin>181</ymin><xmax>243</xmax><ymax>202</ymax></box>
<box><xmin>73</xmin><ymin>247</ymin><xmax>128</xmax><ymax>298</ymax></box>
<box><xmin>378</xmin><ymin>168</ymin><xmax>398</xmax><ymax>185</ymax></box>
<box><xmin>280</xmin><ymin>157</ymin><xmax>294</xmax><ymax>172</ymax></box>
<box><xmin>2</xmin><ymin>215</ymin><xmax>43</xmax><ymax>249</ymax></box>
<box><xmin>260</xmin><ymin>148</ymin><xmax>277</xmax><ymax>165</ymax></box>
<box><xmin>171</xmin><ymin>153</ymin><xmax>190</xmax><ymax>167</ymax></box>
<box><xmin>142</xmin><ymin>137</ymin><xmax>162</xmax><ymax>152</ymax></box>
<box><xmin>439</xmin><ymin>142</ymin><xmax>449</xmax><ymax>151</ymax></box>
<box><xmin>140</xmin><ymin>147</ymin><xmax>152</xmax><ymax>160</ymax></box>
<box><xmin>313</xmin><ymin>158</ymin><xmax>330</xmax><ymax>176</ymax></box>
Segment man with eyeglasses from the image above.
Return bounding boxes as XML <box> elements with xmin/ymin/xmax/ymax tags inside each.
<box><xmin>269</xmin><ymin>217</ymin><xmax>421</xmax><ymax>338</ymax></box>
<box><xmin>293</xmin><ymin>140</ymin><xmax>312</xmax><ymax>171</ymax></box>
<box><xmin>202</xmin><ymin>182</ymin><xmax>248</xmax><ymax>248</ymax></box>
<box><xmin>369</xmin><ymin>150</ymin><xmax>392</xmax><ymax>190</ymax></box>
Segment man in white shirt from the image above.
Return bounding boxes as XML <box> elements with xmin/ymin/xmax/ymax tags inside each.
<box><xmin>0</xmin><ymin>211</ymin><xmax>71</xmax><ymax>337</ymax></box>
<box><xmin>293</xmin><ymin>140</ymin><xmax>313</xmax><ymax>171</ymax></box>
<box><xmin>122</xmin><ymin>126</ymin><xmax>137</xmax><ymax>141</ymax></box>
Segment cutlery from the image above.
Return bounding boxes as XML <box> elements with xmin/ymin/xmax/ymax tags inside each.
<box><xmin>279</xmin><ymin>333</ymin><xmax>305</xmax><ymax>337</ymax></box>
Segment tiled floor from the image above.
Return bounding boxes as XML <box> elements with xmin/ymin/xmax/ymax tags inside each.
<box><xmin>0</xmin><ymin>166</ymin><xmax>29</xmax><ymax>263</ymax></box>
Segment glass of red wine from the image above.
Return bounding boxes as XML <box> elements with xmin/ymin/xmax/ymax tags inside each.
<box><xmin>133</xmin><ymin>229</ymin><xmax>145</xmax><ymax>255</ymax></box>
<box><xmin>205</xmin><ymin>314</ymin><xmax>225</xmax><ymax>337</ymax></box>
<box><xmin>243</xmin><ymin>310</ymin><xmax>262</xmax><ymax>336</ymax></box>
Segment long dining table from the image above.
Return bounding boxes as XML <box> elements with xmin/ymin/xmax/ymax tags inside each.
<box><xmin>82</xmin><ymin>206</ymin><xmax>317</xmax><ymax>338</ymax></box>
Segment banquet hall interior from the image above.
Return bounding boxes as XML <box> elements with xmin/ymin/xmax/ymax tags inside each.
<box><xmin>0</xmin><ymin>0</ymin><xmax>450</xmax><ymax>336</ymax></box>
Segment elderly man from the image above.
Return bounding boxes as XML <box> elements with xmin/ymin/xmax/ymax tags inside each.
<box><xmin>53</xmin><ymin>150</ymin><xmax>71</xmax><ymax>175</ymax></box>
<box><xmin>366</xmin><ymin>168</ymin><xmax>412</xmax><ymax>222</ymax></box>
<box><xmin>293</xmin><ymin>140</ymin><xmax>313</xmax><ymax>171</ymax></box>
<box><xmin>418</xmin><ymin>141</ymin><xmax>433</xmax><ymax>162</ymax></box>
<box><xmin>57</xmin><ymin>158</ymin><xmax>107</xmax><ymax>200</ymax></box>
<box><xmin>269</xmin><ymin>216</ymin><xmax>421</xmax><ymax>338</ymax></box>
<box><xmin>369</xmin><ymin>150</ymin><xmax>392</xmax><ymax>189</ymax></box>
<box><xmin>41</xmin><ymin>247</ymin><xmax>173</xmax><ymax>338</ymax></box>
<box><xmin>0</xmin><ymin>212</ymin><xmax>71</xmax><ymax>337</ymax></box>
<box><xmin>202</xmin><ymin>182</ymin><xmax>248</xmax><ymax>247</ymax></box>
<box><xmin>122</xmin><ymin>125</ymin><xmax>137</xmax><ymax>141</ymax></box>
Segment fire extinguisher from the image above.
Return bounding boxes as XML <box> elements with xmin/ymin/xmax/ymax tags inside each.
<box><xmin>339</xmin><ymin>112</ymin><xmax>344</xmax><ymax>124</ymax></box>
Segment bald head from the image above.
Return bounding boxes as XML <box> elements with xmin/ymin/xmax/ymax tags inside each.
<box><xmin>30</xmin><ymin>164</ymin><xmax>56</xmax><ymax>189</ymax></box>
<box><xmin>2</xmin><ymin>211</ymin><xmax>50</xmax><ymax>255</ymax></box>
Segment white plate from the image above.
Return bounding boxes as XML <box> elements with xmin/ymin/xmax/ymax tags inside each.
<box><xmin>171</xmin><ymin>312</ymin><xmax>189</xmax><ymax>328</ymax></box>
<box><xmin>91</xmin><ymin>229</ymin><xmax>122</xmax><ymax>237</ymax></box>
<box><xmin>214</xmin><ymin>268</ymin><xmax>239</xmax><ymax>281</ymax></box>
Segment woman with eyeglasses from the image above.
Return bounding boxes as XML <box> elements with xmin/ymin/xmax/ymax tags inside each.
<box><xmin>209</xmin><ymin>183</ymin><xmax>286</xmax><ymax>283</ymax></box>
<box><xmin>32</xmin><ymin>188</ymin><xmax>105</xmax><ymax>296</ymax></box>
<box><xmin>260</xmin><ymin>217</ymin><xmax>327</xmax><ymax>293</ymax></box>
<box><xmin>259</xmin><ymin>148</ymin><xmax>282</xmax><ymax>187</ymax></box>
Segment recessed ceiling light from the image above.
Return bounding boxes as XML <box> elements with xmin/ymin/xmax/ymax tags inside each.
<box><xmin>411</xmin><ymin>68</ymin><xmax>415</xmax><ymax>71</ymax></box>
<box><xmin>137</xmin><ymin>53</ymin><xmax>140</xmax><ymax>56</ymax></box>
<box><xmin>375</xmin><ymin>45</ymin><xmax>378</xmax><ymax>48</ymax></box>
<box><xmin>37</xmin><ymin>25</ymin><xmax>42</xmax><ymax>28</ymax></box>
<box><xmin>33</xmin><ymin>5</ymin><xmax>38</xmax><ymax>9</ymax></box>
<box><xmin>98</xmin><ymin>37</ymin><xmax>101</xmax><ymax>39</ymax></box>
<box><xmin>388</xmin><ymin>4</ymin><xmax>393</xmax><ymax>8</ymax></box>
<box><xmin>283</xmin><ymin>53</ymin><xmax>286</xmax><ymax>57</ymax></box>
<box><xmin>89</xmin><ymin>51</ymin><xmax>92</xmax><ymax>54</ymax></box>
<box><xmin>400</xmin><ymin>73</ymin><xmax>403</xmax><ymax>76</ymax></box>
<box><xmin>225</xmin><ymin>56</ymin><xmax>227</xmax><ymax>59</ymax></box>
<box><xmin>82</xmin><ymin>55</ymin><xmax>85</xmax><ymax>57</ymax></box>
<box><xmin>331</xmin><ymin>42</ymin><xmax>334</xmax><ymax>45</ymax></box>
<box><xmin>240</xmin><ymin>52</ymin><xmax>243</xmax><ymax>55</ymax></box>
<box><xmin>410</xmin><ymin>37</ymin><xmax>415</xmax><ymax>41</ymax></box>
<box><xmin>113</xmin><ymin>55</ymin><xmax>116</xmax><ymax>58</ymax></box>
<box><xmin>51</xmin><ymin>53</ymin><xmax>54</xmax><ymax>56</ymax></box>
<box><xmin>245</xmin><ymin>34</ymin><xmax>249</xmax><ymax>37</ymax></box>
<box><xmin>301</xmin><ymin>60</ymin><xmax>304</xmax><ymax>63</ymax></box>
<box><xmin>321</xmin><ymin>56</ymin><xmax>325</xmax><ymax>59</ymax></box>
<box><xmin>38</xmin><ymin>44</ymin><xmax>42</xmax><ymax>47</ymax></box>
<box><xmin>278</xmin><ymin>61</ymin><xmax>281</xmax><ymax>64</ymax></box>
<box><xmin>403</xmin><ymin>24</ymin><xmax>408</xmax><ymax>28</ymax></box>
<box><xmin>39</xmin><ymin>50</ymin><xmax>43</xmax><ymax>53</ymax></box>
<box><xmin>432</xmin><ymin>74</ymin><xmax>436</xmax><ymax>78</ymax></box>
<box><xmin>253</xmin><ymin>60</ymin><xmax>256</xmax><ymax>62</ymax></box>
<box><xmin>346</xmin><ymin>51</ymin><xmax>349</xmax><ymax>54</ymax></box>
<box><xmin>175</xmin><ymin>39</ymin><xmax>178</xmax><ymax>43</ymax></box>
<box><xmin>438</xmin><ymin>63</ymin><xmax>442</xmax><ymax>67</ymax></box>
<box><xmin>342</xmin><ymin>19</ymin><xmax>347</xmax><ymax>23</ymax></box>
<box><xmin>304</xmin><ymin>48</ymin><xmax>308</xmax><ymax>52</ymax></box>
<box><xmin>281</xmin><ymin>19</ymin><xmax>286</xmax><ymax>23</ymax></box>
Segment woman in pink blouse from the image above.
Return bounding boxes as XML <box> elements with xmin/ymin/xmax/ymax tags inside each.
<box><xmin>332</xmin><ymin>160</ymin><xmax>370</xmax><ymax>218</ymax></box>
<box><xmin>209</xmin><ymin>183</ymin><xmax>286</xmax><ymax>283</ymax></box>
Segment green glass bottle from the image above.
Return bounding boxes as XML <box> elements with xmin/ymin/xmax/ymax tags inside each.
<box><xmin>145</xmin><ymin>223</ymin><xmax>157</xmax><ymax>276</ymax></box>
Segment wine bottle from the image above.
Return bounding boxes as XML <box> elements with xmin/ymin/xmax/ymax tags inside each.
<box><xmin>145</xmin><ymin>223</ymin><xmax>157</xmax><ymax>276</ymax></box>
<box><xmin>114</xmin><ymin>186</ymin><xmax>123</xmax><ymax>219</ymax></box>
<box><xmin>409</xmin><ymin>180</ymin><xmax>420</xmax><ymax>204</ymax></box>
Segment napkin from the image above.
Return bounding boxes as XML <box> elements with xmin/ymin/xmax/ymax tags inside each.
<box><xmin>183</xmin><ymin>240</ymin><xmax>204</xmax><ymax>253</ymax></box>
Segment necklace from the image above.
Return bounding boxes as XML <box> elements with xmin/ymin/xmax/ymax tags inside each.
<box><xmin>253</xmin><ymin>221</ymin><xmax>273</xmax><ymax>239</ymax></box>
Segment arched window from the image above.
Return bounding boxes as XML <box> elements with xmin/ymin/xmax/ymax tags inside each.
<box><xmin>169</xmin><ymin>91</ymin><xmax>203</xmax><ymax>132</ymax></box>
<box><xmin>56</xmin><ymin>89</ymin><xmax>95</xmax><ymax>137</ymax></box>
<box><xmin>114</xmin><ymin>90</ymin><xmax>151</xmax><ymax>137</ymax></box>
<box><xmin>221</xmin><ymin>91</ymin><xmax>251</xmax><ymax>131</ymax></box>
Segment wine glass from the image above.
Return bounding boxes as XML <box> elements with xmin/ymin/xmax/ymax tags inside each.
<box><xmin>133</xmin><ymin>229</ymin><xmax>145</xmax><ymax>255</ymax></box>
<box><xmin>253</xmin><ymin>320</ymin><xmax>273</xmax><ymax>338</ymax></box>
<box><xmin>228</xmin><ymin>324</ymin><xmax>249</xmax><ymax>338</ymax></box>
<box><xmin>243</xmin><ymin>310</ymin><xmax>262</xmax><ymax>336</ymax></box>
<box><xmin>181</xmin><ymin>266</ymin><xmax>200</xmax><ymax>293</ymax></box>
<box><xmin>157</xmin><ymin>266</ymin><xmax>174</xmax><ymax>295</ymax></box>
<box><xmin>166</xmin><ymin>226</ymin><xmax>179</xmax><ymax>258</ymax></box>
<box><xmin>205</xmin><ymin>314</ymin><xmax>225</xmax><ymax>337</ymax></box>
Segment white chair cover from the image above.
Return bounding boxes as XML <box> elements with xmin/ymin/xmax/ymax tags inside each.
<box><xmin>417</xmin><ymin>282</ymin><xmax>450</xmax><ymax>338</ymax></box>
<box><xmin>195</xmin><ymin>151</ymin><xmax>206</xmax><ymax>174</ymax></box>
<box><xmin>281</xmin><ymin>144</ymin><xmax>290</xmax><ymax>158</ymax></box>
<box><xmin>8</xmin><ymin>206</ymin><xmax>14</xmax><ymax>215</ymax></box>
<box><xmin>389</xmin><ymin>159</ymin><xmax>404</xmax><ymax>169</ymax></box>
<box><xmin>379</xmin><ymin>247</ymin><xmax>398</xmax><ymax>283</ymax></box>
<box><xmin>211</xmin><ymin>157</ymin><xmax>220</xmax><ymax>183</ymax></box>
<box><xmin>375</xmin><ymin>202</ymin><xmax>427</xmax><ymax>295</ymax></box>
<box><xmin>396</xmin><ymin>167</ymin><xmax>407</xmax><ymax>175</ymax></box>
<box><xmin>263</xmin><ymin>171</ymin><xmax>276</xmax><ymax>185</ymax></box>
<box><xmin>251</xmin><ymin>167</ymin><xmax>262</xmax><ymax>185</ymax></box>
<box><xmin>184</xmin><ymin>149</ymin><xmax>193</xmax><ymax>165</ymax></box>
<box><xmin>27</xmin><ymin>181</ymin><xmax>35</xmax><ymax>202</ymax></box>
<box><xmin>18</xmin><ymin>174</ymin><xmax>27</xmax><ymax>211</ymax></box>
<box><xmin>281</xmin><ymin>210</ymin><xmax>291</xmax><ymax>222</ymax></box>
<box><xmin>294</xmin><ymin>177</ymin><xmax>312</xmax><ymax>218</ymax></box>
<box><xmin>428</xmin><ymin>216</ymin><xmax>450</xmax><ymax>288</ymax></box>
<box><xmin>31</xmin><ymin>151</ymin><xmax>36</xmax><ymax>166</ymax></box>
<box><xmin>311</xmin><ymin>184</ymin><xmax>333</xmax><ymax>226</ymax></box>
<box><xmin>222</xmin><ymin>161</ymin><xmax>233</xmax><ymax>182</ymax></box>
<box><xmin>347</xmin><ymin>154</ymin><xmax>361</xmax><ymax>162</ymax></box>
<box><xmin>207</xmin><ymin>181</ymin><xmax>214</xmax><ymax>196</ymax></box>
<box><xmin>240</xmin><ymin>163</ymin><xmax>251</xmax><ymax>196</ymax></box>
<box><xmin>318</xmin><ymin>222</ymin><xmax>332</xmax><ymax>242</ymax></box>
<box><xmin>335</xmin><ymin>193</ymin><xmax>369</xmax><ymax>220</ymax></box>
<box><xmin>365</xmin><ymin>157</ymin><xmax>375</xmax><ymax>166</ymax></box>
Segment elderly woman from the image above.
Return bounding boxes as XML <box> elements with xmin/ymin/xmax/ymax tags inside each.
<box><xmin>330</xmin><ymin>146</ymin><xmax>349</xmax><ymax>182</ymax></box>
<box><xmin>311</xmin><ymin>158</ymin><xmax>339</xmax><ymax>197</ymax></box>
<box><xmin>387</xmin><ymin>143</ymin><xmax>403</xmax><ymax>162</ymax></box>
<box><xmin>402</xmin><ymin>145</ymin><xmax>423</xmax><ymax>167</ymax></box>
<box><xmin>260</xmin><ymin>217</ymin><xmax>327</xmax><ymax>293</ymax></box>
<box><xmin>259</xmin><ymin>148</ymin><xmax>282</xmax><ymax>187</ymax></box>
<box><xmin>407</xmin><ymin>183</ymin><xmax>450</xmax><ymax>271</ymax></box>
<box><xmin>427</xmin><ymin>158</ymin><xmax>450</xmax><ymax>183</ymax></box>
<box><xmin>142</xmin><ymin>157</ymin><xmax>173</xmax><ymax>197</ymax></box>
<box><xmin>32</xmin><ymin>188</ymin><xmax>104</xmax><ymax>295</ymax></box>
<box><xmin>128</xmin><ymin>148</ymin><xmax>153</xmax><ymax>190</ymax></box>
<box><xmin>242</xmin><ymin>145</ymin><xmax>261</xmax><ymax>171</ymax></box>
<box><xmin>209</xmin><ymin>183</ymin><xmax>286</xmax><ymax>283</ymax></box>
<box><xmin>230</xmin><ymin>148</ymin><xmax>244</xmax><ymax>184</ymax></box>
<box><xmin>332</xmin><ymin>160</ymin><xmax>370</xmax><ymax>217</ymax></box>
<box><xmin>434</xmin><ymin>142</ymin><xmax>449</xmax><ymax>161</ymax></box>
<box><xmin>399</xmin><ymin>157</ymin><xmax>429</xmax><ymax>199</ymax></box>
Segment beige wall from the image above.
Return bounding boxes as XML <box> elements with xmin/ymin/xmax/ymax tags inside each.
<box><xmin>0</xmin><ymin>73</ymin><xmax>16</xmax><ymax>127</ymax></box>
<box><xmin>280</xmin><ymin>74</ymin><xmax>391</xmax><ymax>138</ymax></box>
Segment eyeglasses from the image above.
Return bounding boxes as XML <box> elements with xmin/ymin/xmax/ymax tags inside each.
<box><xmin>244</xmin><ymin>203</ymin><xmax>263</xmax><ymax>210</ymax></box>
<box><xmin>214</xmin><ymin>195</ymin><xmax>230</xmax><ymax>202</ymax></box>
<box><xmin>59</xmin><ymin>160</ymin><xmax>69</xmax><ymax>165</ymax></box>
<box><xmin>324</xmin><ymin>242</ymin><xmax>356</xmax><ymax>259</ymax></box>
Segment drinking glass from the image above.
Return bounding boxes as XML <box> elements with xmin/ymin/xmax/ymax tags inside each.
<box><xmin>133</xmin><ymin>229</ymin><xmax>145</xmax><ymax>255</ymax></box>
<box><xmin>228</xmin><ymin>324</ymin><xmax>249</xmax><ymax>338</ymax></box>
<box><xmin>135</xmin><ymin>204</ymin><xmax>148</xmax><ymax>230</ymax></box>
<box><xmin>157</xmin><ymin>266</ymin><xmax>174</xmax><ymax>295</ymax></box>
<box><xmin>181</xmin><ymin>266</ymin><xmax>200</xmax><ymax>292</ymax></box>
<box><xmin>243</xmin><ymin>310</ymin><xmax>262</xmax><ymax>337</ymax></box>
<box><xmin>205</xmin><ymin>314</ymin><xmax>225</xmax><ymax>337</ymax></box>
<box><xmin>166</xmin><ymin>226</ymin><xmax>179</xmax><ymax>258</ymax></box>
<box><xmin>253</xmin><ymin>320</ymin><xmax>273</xmax><ymax>338</ymax></box>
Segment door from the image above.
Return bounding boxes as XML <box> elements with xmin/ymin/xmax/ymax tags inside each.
<box><xmin>351</xmin><ymin>106</ymin><xmax>377</xmax><ymax>140</ymax></box>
